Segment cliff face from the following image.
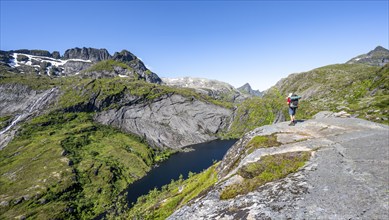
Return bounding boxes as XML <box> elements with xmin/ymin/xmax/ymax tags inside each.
<box><xmin>169</xmin><ymin>113</ymin><xmax>389</xmax><ymax>219</ymax></box>
<box><xmin>63</xmin><ymin>47</ymin><xmax>111</xmax><ymax>62</ymax></box>
<box><xmin>95</xmin><ymin>94</ymin><xmax>233</xmax><ymax>149</ymax></box>
<box><xmin>0</xmin><ymin>84</ymin><xmax>59</xmax><ymax>149</ymax></box>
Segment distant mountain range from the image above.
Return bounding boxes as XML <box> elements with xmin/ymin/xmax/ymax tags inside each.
<box><xmin>161</xmin><ymin>77</ymin><xmax>261</xmax><ymax>102</ymax></box>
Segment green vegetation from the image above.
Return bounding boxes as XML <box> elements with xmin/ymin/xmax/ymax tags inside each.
<box><xmin>0</xmin><ymin>111</ymin><xmax>163</xmax><ymax>219</ymax></box>
<box><xmin>123</xmin><ymin>163</ymin><xmax>219</xmax><ymax>220</ymax></box>
<box><xmin>0</xmin><ymin>72</ymin><xmax>57</xmax><ymax>90</ymax></box>
<box><xmin>0</xmin><ymin>115</ymin><xmax>12</xmax><ymax>130</ymax></box>
<box><xmin>84</xmin><ymin>59</ymin><xmax>133</xmax><ymax>73</ymax></box>
<box><xmin>246</xmin><ymin>134</ymin><xmax>281</xmax><ymax>154</ymax></box>
<box><xmin>223</xmin><ymin>88</ymin><xmax>286</xmax><ymax>138</ymax></box>
<box><xmin>58</xmin><ymin>76</ymin><xmax>233</xmax><ymax>111</ymax></box>
<box><xmin>220</xmin><ymin>151</ymin><xmax>310</xmax><ymax>200</ymax></box>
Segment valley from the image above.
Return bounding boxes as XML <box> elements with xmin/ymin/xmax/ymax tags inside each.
<box><xmin>0</xmin><ymin>46</ymin><xmax>388</xmax><ymax>219</ymax></box>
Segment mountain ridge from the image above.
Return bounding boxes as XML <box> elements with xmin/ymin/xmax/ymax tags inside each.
<box><xmin>162</xmin><ymin>77</ymin><xmax>252</xmax><ymax>102</ymax></box>
<box><xmin>0</xmin><ymin>47</ymin><xmax>162</xmax><ymax>83</ymax></box>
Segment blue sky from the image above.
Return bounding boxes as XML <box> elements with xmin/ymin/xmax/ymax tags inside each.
<box><xmin>1</xmin><ymin>0</ymin><xmax>388</xmax><ymax>90</ymax></box>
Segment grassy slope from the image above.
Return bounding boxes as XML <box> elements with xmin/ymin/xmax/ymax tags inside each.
<box><xmin>0</xmin><ymin>112</ymin><xmax>156</xmax><ymax>219</ymax></box>
<box><xmin>275</xmin><ymin>63</ymin><xmax>389</xmax><ymax>124</ymax></box>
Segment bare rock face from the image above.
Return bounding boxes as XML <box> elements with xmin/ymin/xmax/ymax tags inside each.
<box><xmin>63</xmin><ymin>47</ymin><xmax>111</xmax><ymax>62</ymax></box>
<box><xmin>95</xmin><ymin>94</ymin><xmax>233</xmax><ymax>149</ymax></box>
<box><xmin>63</xmin><ymin>60</ymin><xmax>93</xmax><ymax>75</ymax></box>
<box><xmin>0</xmin><ymin>84</ymin><xmax>59</xmax><ymax>149</ymax></box>
<box><xmin>169</xmin><ymin>113</ymin><xmax>389</xmax><ymax>219</ymax></box>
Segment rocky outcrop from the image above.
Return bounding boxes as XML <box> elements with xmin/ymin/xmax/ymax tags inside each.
<box><xmin>95</xmin><ymin>94</ymin><xmax>233</xmax><ymax>149</ymax></box>
<box><xmin>237</xmin><ymin>83</ymin><xmax>263</xmax><ymax>97</ymax></box>
<box><xmin>112</xmin><ymin>50</ymin><xmax>137</xmax><ymax>63</ymax></box>
<box><xmin>347</xmin><ymin>46</ymin><xmax>389</xmax><ymax>66</ymax></box>
<box><xmin>113</xmin><ymin>50</ymin><xmax>162</xmax><ymax>84</ymax></box>
<box><xmin>62</xmin><ymin>47</ymin><xmax>111</xmax><ymax>62</ymax></box>
<box><xmin>169</xmin><ymin>113</ymin><xmax>389</xmax><ymax>219</ymax></box>
<box><xmin>52</xmin><ymin>51</ymin><xmax>61</xmax><ymax>59</ymax></box>
<box><xmin>0</xmin><ymin>51</ymin><xmax>11</xmax><ymax>63</ymax></box>
<box><xmin>63</xmin><ymin>60</ymin><xmax>93</xmax><ymax>75</ymax></box>
<box><xmin>11</xmin><ymin>49</ymin><xmax>52</xmax><ymax>57</ymax></box>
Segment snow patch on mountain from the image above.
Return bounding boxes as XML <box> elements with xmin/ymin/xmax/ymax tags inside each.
<box><xmin>10</xmin><ymin>53</ymin><xmax>92</xmax><ymax>68</ymax></box>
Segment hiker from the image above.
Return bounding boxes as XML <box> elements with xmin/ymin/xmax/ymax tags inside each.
<box><xmin>287</xmin><ymin>93</ymin><xmax>301</xmax><ymax>126</ymax></box>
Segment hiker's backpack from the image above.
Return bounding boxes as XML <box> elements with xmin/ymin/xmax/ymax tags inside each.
<box><xmin>289</xmin><ymin>95</ymin><xmax>301</xmax><ymax>108</ymax></box>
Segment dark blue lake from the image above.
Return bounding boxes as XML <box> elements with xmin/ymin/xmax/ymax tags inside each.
<box><xmin>126</xmin><ymin>139</ymin><xmax>237</xmax><ymax>206</ymax></box>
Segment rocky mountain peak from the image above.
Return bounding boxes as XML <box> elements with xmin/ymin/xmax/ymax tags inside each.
<box><xmin>237</xmin><ymin>83</ymin><xmax>262</xmax><ymax>97</ymax></box>
<box><xmin>346</xmin><ymin>45</ymin><xmax>389</xmax><ymax>66</ymax></box>
<box><xmin>237</xmin><ymin>83</ymin><xmax>252</xmax><ymax>92</ymax></box>
<box><xmin>62</xmin><ymin>47</ymin><xmax>111</xmax><ymax>62</ymax></box>
<box><xmin>112</xmin><ymin>50</ymin><xmax>136</xmax><ymax>62</ymax></box>
<box><xmin>370</xmin><ymin>45</ymin><xmax>388</xmax><ymax>53</ymax></box>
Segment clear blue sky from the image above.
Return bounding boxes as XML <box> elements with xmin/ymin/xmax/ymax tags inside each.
<box><xmin>1</xmin><ymin>0</ymin><xmax>388</xmax><ymax>90</ymax></box>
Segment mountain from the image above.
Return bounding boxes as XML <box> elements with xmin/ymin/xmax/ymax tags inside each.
<box><xmin>0</xmin><ymin>47</ymin><xmax>161</xmax><ymax>83</ymax></box>
<box><xmin>346</xmin><ymin>46</ymin><xmax>389</xmax><ymax>66</ymax></box>
<box><xmin>162</xmin><ymin>77</ymin><xmax>251</xmax><ymax>102</ymax></box>
<box><xmin>237</xmin><ymin>83</ymin><xmax>263</xmax><ymax>97</ymax></box>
